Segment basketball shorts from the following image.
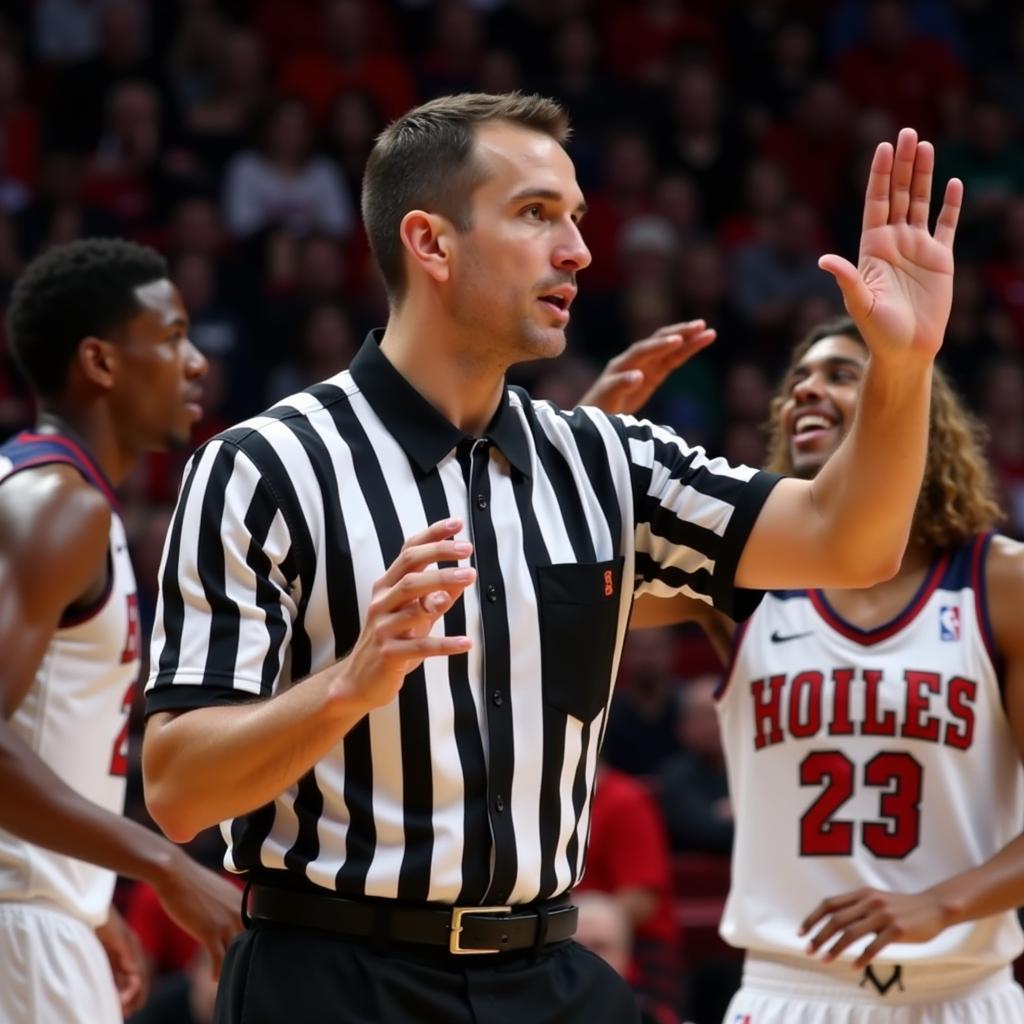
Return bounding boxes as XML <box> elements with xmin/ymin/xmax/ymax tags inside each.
<box><xmin>722</xmin><ymin>952</ymin><xmax>1024</xmax><ymax>1024</ymax></box>
<box><xmin>0</xmin><ymin>901</ymin><xmax>121</xmax><ymax>1024</ymax></box>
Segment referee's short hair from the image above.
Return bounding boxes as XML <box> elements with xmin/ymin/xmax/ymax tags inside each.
<box><xmin>362</xmin><ymin>92</ymin><xmax>570</xmax><ymax>305</ymax></box>
<box><xmin>7</xmin><ymin>237</ymin><xmax>168</xmax><ymax>397</ymax></box>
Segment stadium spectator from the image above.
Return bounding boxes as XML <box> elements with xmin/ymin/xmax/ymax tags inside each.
<box><xmin>575</xmin><ymin>764</ymin><xmax>681</xmax><ymax>1020</ymax></box>
<box><xmin>603</xmin><ymin>627</ymin><xmax>685</xmax><ymax>777</ymax></box>
<box><xmin>658</xmin><ymin>675</ymin><xmax>733</xmax><ymax>855</ymax></box>
<box><xmin>222</xmin><ymin>97</ymin><xmax>354</xmax><ymax>240</ymax></box>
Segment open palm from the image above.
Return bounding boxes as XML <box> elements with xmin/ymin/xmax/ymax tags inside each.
<box><xmin>820</xmin><ymin>128</ymin><xmax>962</xmax><ymax>362</ymax></box>
<box><xmin>579</xmin><ymin>320</ymin><xmax>716</xmax><ymax>414</ymax></box>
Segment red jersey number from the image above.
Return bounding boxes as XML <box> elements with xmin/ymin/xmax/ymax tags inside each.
<box><xmin>109</xmin><ymin>683</ymin><xmax>134</xmax><ymax>777</ymax></box>
<box><xmin>120</xmin><ymin>593</ymin><xmax>140</xmax><ymax>664</ymax></box>
<box><xmin>800</xmin><ymin>750</ymin><xmax>922</xmax><ymax>859</ymax></box>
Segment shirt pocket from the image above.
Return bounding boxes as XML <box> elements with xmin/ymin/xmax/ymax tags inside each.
<box><xmin>537</xmin><ymin>556</ymin><xmax>624</xmax><ymax>723</ymax></box>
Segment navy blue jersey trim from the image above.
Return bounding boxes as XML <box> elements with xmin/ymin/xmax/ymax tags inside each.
<box><xmin>8</xmin><ymin>432</ymin><xmax>119</xmax><ymax>510</ymax></box>
<box><xmin>971</xmin><ymin>531</ymin><xmax>1004</xmax><ymax>691</ymax></box>
<box><xmin>0</xmin><ymin>432</ymin><xmax>121</xmax><ymax>629</ymax></box>
<box><xmin>715</xmin><ymin>618</ymin><xmax>750</xmax><ymax>701</ymax></box>
<box><xmin>809</xmin><ymin>550</ymin><xmax>949</xmax><ymax>646</ymax></box>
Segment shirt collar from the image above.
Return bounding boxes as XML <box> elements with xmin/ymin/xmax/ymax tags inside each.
<box><xmin>348</xmin><ymin>330</ymin><xmax>532</xmax><ymax>477</ymax></box>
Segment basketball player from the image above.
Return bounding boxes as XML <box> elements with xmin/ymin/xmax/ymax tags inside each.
<box><xmin>631</xmin><ymin>317</ymin><xmax>1024</xmax><ymax>1021</ymax></box>
<box><xmin>0</xmin><ymin>239</ymin><xmax>242</xmax><ymax>1024</ymax></box>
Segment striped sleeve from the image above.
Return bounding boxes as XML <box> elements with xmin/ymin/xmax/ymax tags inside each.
<box><xmin>620</xmin><ymin>415</ymin><xmax>781</xmax><ymax>620</ymax></box>
<box><xmin>144</xmin><ymin>435</ymin><xmax>300</xmax><ymax>714</ymax></box>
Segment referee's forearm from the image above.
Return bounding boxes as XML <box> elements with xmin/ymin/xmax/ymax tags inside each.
<box><xmin>143</xmin><ymin>666</ymin><xmax>370</xmax><ymax>843</ymax></box>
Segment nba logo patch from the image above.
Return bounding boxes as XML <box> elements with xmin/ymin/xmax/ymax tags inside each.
<box><xmin>939</xmin><ymin>605</ymin><xmax>960</xmax><ymax>641</ymax></box>
<box><xmin>731</xmin><ymin>1015</ymin><xmax>753</xmax><ymax>1024</ymax></box>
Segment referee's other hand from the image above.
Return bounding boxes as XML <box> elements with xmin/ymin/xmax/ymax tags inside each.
<box><xmin>330</xmin><ymin>518</ymin><xmax>476</xmax><ymax>713</ymax></box>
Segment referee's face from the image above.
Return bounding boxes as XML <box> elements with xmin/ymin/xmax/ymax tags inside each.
<box><xmin>108</xmin><ymin>279</ymin><xmax>209</xmax><ymax>452</ymax></box>
<box><xmin>451</xmin><ymin>122</ymin><xmax>591</xmax><ymax>366</ymax></box>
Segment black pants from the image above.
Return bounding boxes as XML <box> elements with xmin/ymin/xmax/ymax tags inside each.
<box><xmin>214</xmin><ymin>919</ymin><xmax>641</xmax><ymax>1024</ymax></box>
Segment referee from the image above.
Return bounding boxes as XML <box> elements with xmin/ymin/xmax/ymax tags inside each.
<box><xmin>142</xmin><ymin>94</ymin><xmax>959</xmax><ymax>1023</ymax></box>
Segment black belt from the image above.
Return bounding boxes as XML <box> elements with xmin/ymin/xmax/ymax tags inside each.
<box><xmin>249</xmin><ymin>885</ymin><xmax>578</xmax><ymax>955</ymax></box>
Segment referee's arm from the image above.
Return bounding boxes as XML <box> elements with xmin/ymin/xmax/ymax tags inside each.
<box><xmin>144</xmin><ymin>492</ymin><xmax>474</xmax><ymax>843</ymax></box>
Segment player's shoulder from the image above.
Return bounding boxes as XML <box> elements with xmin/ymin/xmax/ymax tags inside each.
<box><xmin>0</xmin><ymin>430</ymin><xmax>119</xmax><ymax>498</ymax></box>
<box><xmin>0</xmin><ymin>460</ymin><xmax>110</xmax><ymax>561</ymax></box>
<box><xmin>0</xmin><ymin>456</ymin><xmax>110</xmax><ymax>520</ymax></box>
<box><xmin>0</xmin><ymin>457</ymin><xmax>108</xmax><ymax>517</ymax></box>
<box><xmin>978</xmin><ymin>533</ymin><xmax>1024</xmax><ymax>657</ymax></box>
<box><xmin>984</xmin><ymin>533</ymin><xmax>1024</xmax><ymax>598</ymax></box>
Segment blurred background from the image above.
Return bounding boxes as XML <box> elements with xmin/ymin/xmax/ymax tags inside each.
<box><xmin>2</xmin><ymin>1</ymin><xmax>1023</xmax><ymax>1022</ymax></box>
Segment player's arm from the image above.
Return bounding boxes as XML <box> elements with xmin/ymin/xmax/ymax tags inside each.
<box><xmin>95</xmin><ymin>905</ymin><xmax>148</xmax><ymax>1016</ymax></box>
<box><xmin>735</xmin><ymin>130</ymin><xmax>962</xmax><ymax>590</ymax></box>
<box><xmin>0</xmin><ymin>466</ymin><xmax>240</xmax><ymax>975</ymax></box>
<box><xmin>799</xmin><ymin>535</ymin><xmax>1024</xmax><ymax>967</ymax></box>
<box><xmin>579</xmin><ymin>326</ymin><xmax>738</xmax><ymax>660</ymax></box>
<box><xmin>631</xmin><ymin>595</ymin><xmax>734</xmax><ymax>665</ymax></box>
<box><xmin>576</xmin><ymin>320</ymin><xmax>716</xmax><ymax>414</ymax></box>
<box><xmin>143</xmin><ymin>519</ymin><xmax>476</xmax><ymax>843</ymax></box>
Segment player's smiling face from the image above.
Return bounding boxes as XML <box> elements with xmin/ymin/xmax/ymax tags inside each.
<box><xmin>780</xmin><ymin>334</ymin><xmax>866</xmax><ymax>479</ymax></box>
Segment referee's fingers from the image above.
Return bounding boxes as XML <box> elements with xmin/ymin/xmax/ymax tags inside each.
<box><xmin>386</xmin><ymin>590</ymin><xmax>457</xmax><ymax>634</ymax></box>
<box><xmin>379</xmin><ymin>537</ymin><xmax>473</xmax><ymax>588</ymax></box>
<box><xmin>376</xmin><ymin>567</ymin><xmax>476</xmax><ymax>614</ymax></box>
<box><xmin>379</xmin><ymin>634</ymin><xmax>473</xmax><ymax>659</ymax></box>
<box><xmin>399</xmin><ymin>517</ymin><xmax>464</xmax><ymax>553</ymax></box>
<box><xmin>420</xmin><ymin>590</ymin><xmax>453</xmax><ymax>614</ymax></box>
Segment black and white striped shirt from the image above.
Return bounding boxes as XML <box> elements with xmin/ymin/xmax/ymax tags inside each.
<box><xmin>145</xmin><ymin>332</ymin><xmax>780</xmax><ymax>906</ymax></box>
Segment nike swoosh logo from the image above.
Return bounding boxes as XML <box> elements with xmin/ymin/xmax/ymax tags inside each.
<box><xmin>770</xmin><ymin>630</ymin><xmax>814</xmax><ymax>643</ymax></box>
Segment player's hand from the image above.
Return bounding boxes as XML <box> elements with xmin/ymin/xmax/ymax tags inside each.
<box><xmin>95</xmin><ymin>905</ymin><xmax>148</xmax><ymax>1016</ymax></box>
<box><xmin>154</xmin><ymin>853</ymin><xmax>243</xmax><ymax>979</ymax></box>
<box><xmin>330</xmin><ymin>518</ymin><xmax>476</xmax><ymax>713</ymax></box>
<box><xmin>799</xmin><ymin>886</ymin><xmax>948</xmax><ymax>968</ymax></box>
<box><xmin>577</xmin><ymin>321</ymin><xmax>716</xmax><ymax>415</ymax></box>
<box><xmin>819</xmin><ymin>128</ymin><xmax>962</xmax><ymax>365</ymax></box>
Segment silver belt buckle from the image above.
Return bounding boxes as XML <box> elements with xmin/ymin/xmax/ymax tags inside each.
<box><xmin>448</xmin><ymin>905</ymin><xmax>512</xmax><ymax>954</ymax></box>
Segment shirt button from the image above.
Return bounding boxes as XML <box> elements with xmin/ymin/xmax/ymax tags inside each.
<box><xmin>495</xmin><ymin>795</ymin><xmax>505</xmax><ymax>812</ymax></box>
<box><xmin>486</xmin><ymin>585</ymin><xmax>498</xmax><ymax>603</ymax></box>
<box><xmin>476</xmin><ymin>493</ymin><xmax>488</xmax><ymax>509</ymax></box>
<box><xmin>492</xmin><ymin>689</ymin><xmax>503</xmax><ymax>706</ymax></box>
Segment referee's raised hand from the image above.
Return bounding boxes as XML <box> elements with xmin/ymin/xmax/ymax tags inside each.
<box><xmin>331</xmin><ymin>518</ymin><xmax>476</xmax><ymax>712</ymax></box>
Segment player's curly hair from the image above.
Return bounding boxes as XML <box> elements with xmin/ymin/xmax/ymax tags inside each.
<box><xmin>6</xmin><ymin>237</ymin><xmax>168</xmax><ymax>397</ymax></box>
<box><xmin>765</xmin><ymin>317</ymin><xmax>1003</xmax><ymax>548</ymax></box>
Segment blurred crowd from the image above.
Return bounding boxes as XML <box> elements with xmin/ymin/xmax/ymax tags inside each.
<box><xmin>2</xmin><ymin>1</ymin><xmax>1024</xmax><ymax>1022</ymax></box>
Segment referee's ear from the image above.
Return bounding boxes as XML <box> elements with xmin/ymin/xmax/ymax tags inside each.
<box><xmin>399</xmin><ymin>209</ymin><xmax>454</xmax><ymax>286</ymax></box>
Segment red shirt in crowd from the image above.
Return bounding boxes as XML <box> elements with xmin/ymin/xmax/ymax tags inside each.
<box><xmin>835</xmin><ymin>37</ymin><xmax>965</xmax><ymax>137</ymax></box>
<box><xmin>575</xmin><ymin>765</ymin><xmax>678</xmax><ymax>948</ymax></box>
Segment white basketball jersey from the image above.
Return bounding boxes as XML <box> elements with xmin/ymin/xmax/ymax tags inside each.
<box><xmin>0</xmin><ymin>433</ymin><xmax>140</xmax><ymax>926</ymax></box>
<box><xmin>717</xmin><ymin>533</ymin><xmax>1024</xmax><ymax>967</ymax></box>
